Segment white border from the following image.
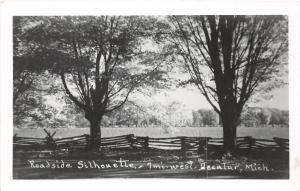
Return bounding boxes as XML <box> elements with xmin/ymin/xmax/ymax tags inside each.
<box><xmin>1</xmin><ymin>0</ymin><xmax>300</xmax><ymax>191</ymax></box>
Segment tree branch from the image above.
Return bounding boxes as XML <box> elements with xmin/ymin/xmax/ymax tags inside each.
<box><xmin>60</xmin><ymin>72</ymin><xmax>87</xmax><ymax>111</ymax></box>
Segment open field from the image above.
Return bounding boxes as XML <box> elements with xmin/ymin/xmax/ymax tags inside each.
<box><xmin>13</xmin><ymin>126</ymin><xmax>288</xmax><ymax>139</ymax></box>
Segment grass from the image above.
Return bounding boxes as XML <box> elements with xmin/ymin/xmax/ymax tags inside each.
<box><xmin>13</xmin><ymin>146</ymin><xmax>289</xmax><ymax>179</ymax></box>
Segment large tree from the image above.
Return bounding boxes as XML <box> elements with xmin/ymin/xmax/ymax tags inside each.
<box><xmin>164</xmin><ymin>15</ymin><xmax>288</xmax><ymax>152</ymax></box>
<box><xmin>19</xmin><ymin>16</ymin><xmax>168</xmax><ymax>148</ymax></box>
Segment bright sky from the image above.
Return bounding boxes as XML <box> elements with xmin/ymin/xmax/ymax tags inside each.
<box><xmin>148</xmin><ymin>85</ymin><xmax>289</xmax><ymax>111</ymax></box>
<box><xmin>139</xmin><ymin>66</ymin><xmax>289</xmax><ymax>111</ymax></box>
<box><xmin>46</xmin><ymin>83</ymin><xmax>288</xmax><ymax>113</ymax></box>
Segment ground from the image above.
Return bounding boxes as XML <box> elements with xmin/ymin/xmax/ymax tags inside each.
<box><xmin>13</xmin><ymin>147</ymin><xmax>289</xmax><ymax>179</ymax></box>
<box><xmin>13</xmin><ymin>127</ymin><xmax>289</xmax><ymax>179</ymax></box>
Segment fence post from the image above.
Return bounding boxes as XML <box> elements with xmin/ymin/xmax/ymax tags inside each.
<box><xmin>247</xmin><ymin>136</ymin><xmax>254</xmax><ymax>152</ymax></box>
<box><xmin>127</xmin><ymin>134</ymin><xmax>134</xmax><ymax>149</ymax></box>
<box><xmin>274</xmin><ymin>137</ymin><xmax>286</xmax><ymax>152</ymax></box>
<box><xmin>197</xmin><ymin>138</ymin><xmax>204</xmax><ymax>155</ymax></box>
<box><xmin>197</xmin><ymin>137</ymin><xmax>209</xmax><ymax>155</ymax></box>
<box><xmin>181</xmin><ymin>137</ymin><xmax>186</xmax><ymax>159</ymax></box>
<box><xmin>85</xmin><ymin>134</ymin><xmax>90</xmax><ymax>149</ymax></box>
<box><xmin>43</xmin><ymin>129</ymin><xmax>56</xmax><ymax>151</ymax></box>
<box><xmin>144</xmin><ymin>136</ymin><xmax>149</xmax><ymax>151</ymax></box>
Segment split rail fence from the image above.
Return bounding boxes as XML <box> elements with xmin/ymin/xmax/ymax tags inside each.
<box><xmin>13</xmin><ymin>129</ymin><xmax>289</xmax><ymax>157</ymax></box>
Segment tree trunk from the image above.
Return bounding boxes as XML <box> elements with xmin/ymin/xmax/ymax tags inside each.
<box><xmin>221</xmin><ymin>111</ymin><xmax>240</xmax><ymax>153</ymax></box>
<box><xmin>86</xmin><ymin>113</ymin><xmax>103</xmax><ymax>150</ymax></box>
<box><xmin>89</xmin><ymin>120</ymin><xmax>101</xmax><ymax>149</ymax></box>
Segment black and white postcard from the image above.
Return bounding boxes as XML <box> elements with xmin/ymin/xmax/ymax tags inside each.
<box><xmin>1</xmin><ymin>0</ymin><xmax>300</xmax><ymax>191</ymax></box>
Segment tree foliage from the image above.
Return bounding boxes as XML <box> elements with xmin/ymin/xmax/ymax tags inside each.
<box><xmin>13</xmin><ymin>17</ymin><xmax>37</xmax><ymax>104</ymax></box>
<box><xmin>22</xmin><ymin>16</ymin><xmax>167</xmax><ymax>112</ymax></box>
<box><xmin>13</xmin><ymin>72</ymin><xmax>61</xmax><ymax>127</ymax></box>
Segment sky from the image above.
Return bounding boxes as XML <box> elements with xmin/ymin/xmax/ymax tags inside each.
<box><xmin>145</xmin><ymin>85</ymin><xmax>289</xmax><ymax>111</ymax></box>
<box><xmin>134</xmin><ymin>67</ymin><xmax>289</xmax><ymax>111</ymax></box>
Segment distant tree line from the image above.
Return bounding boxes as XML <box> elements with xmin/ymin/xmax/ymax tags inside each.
<box><xmin>192</xmin><ymin>107</ymin><xmax>289</xmax><ymax>127</ymax></box>
<box><xmin>240</xmin><ymin>107</ymin><xmax>289</xmax><ymax>127</ymax></box>
<box><xmin>104</xmin><ymin>104</ymin><xmax>289</xmax><ymax>128</ymax></box>
<box><xmin>15</xmin><ymin>93</ymin><xmax>288</xmax><ymax>128</ymax></box>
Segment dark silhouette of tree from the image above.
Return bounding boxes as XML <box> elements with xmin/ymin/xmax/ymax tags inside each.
<box><xmin>19</xmin><ymin>16</ymin><xmax>168</xmax><ymax>148</ymax></box>
<box><xmin>164</xmin><ymin>15</ymin><xmax>288</xmax><ymax>152</ymax></box>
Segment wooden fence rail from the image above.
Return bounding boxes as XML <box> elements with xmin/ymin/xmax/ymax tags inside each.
<box><xmin>13</xmin><ymin>130</ymin><xmax>289</xmax><ymax>157</ymax></box>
